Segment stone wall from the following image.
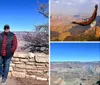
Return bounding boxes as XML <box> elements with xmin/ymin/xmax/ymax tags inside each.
<box><xmin>9</xmin><ymin>52</ymin><xmax>49</xmax><ymax>81</ymax></box>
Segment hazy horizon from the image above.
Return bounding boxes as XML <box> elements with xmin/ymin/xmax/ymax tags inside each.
<box><xmin>51</xmin><ymin>0</ymin><xmax>100</xmax><ymax>16</ymax></box>
<box><xmin>51</xmin><ymin>61</ymin><xmax>100</xmax><ymax>62</ymax></box>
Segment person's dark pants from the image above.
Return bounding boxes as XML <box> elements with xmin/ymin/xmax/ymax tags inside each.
<box><xmin>0</xmin><ymin>56</ymin><xmax>12</xmax><ymax>82</ymax></box>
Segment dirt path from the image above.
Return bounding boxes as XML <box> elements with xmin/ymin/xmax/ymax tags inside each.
<box><xmin>0</xmin><ymin>78</ymin><xmax>20</xmax><ymax>85</ymax></box>
<box><xmin>0</xmin><ymin>78</ymin><xmax>48</xmax><ymax>85</ymax></box>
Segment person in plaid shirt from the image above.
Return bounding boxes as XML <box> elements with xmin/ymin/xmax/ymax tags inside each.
<box><xmin>0</xmin><ymin>24</ymin><xmax>17</xmax><ymax>85</ymax></box>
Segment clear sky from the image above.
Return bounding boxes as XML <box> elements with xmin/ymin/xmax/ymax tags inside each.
<box><xmin>0</xmin><ymin>0</ymin><xmax>48</xmax><ymax>31</ymax></box>
<box><xmin>50</xmin><ymin>43</ymin><xmax>100</xmax><ymax>62</ymax></box>
<box><xmin>51</xmin><ymin>0</ymin><xmax>100</xmax><ymax>15</ymax></box>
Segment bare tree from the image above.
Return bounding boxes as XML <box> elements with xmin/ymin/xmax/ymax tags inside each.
<box><xmin>36</xmin><ymin>0</ymin><xmax>49</xmax><ymax>32</ymax></box>
<box><xmin>23</xmin><ymin>32</ymin><xmax>49</xmax><ymax>54</ymax></box>
<box><xmin>37</xmin><ymin>0</ymin><xmax>49</xmax><ymax>18</ymax></box>
<box><xmin>23</xmin><ymin>0</ymin><xmax>49</xmax><ymax>54</ymax></box>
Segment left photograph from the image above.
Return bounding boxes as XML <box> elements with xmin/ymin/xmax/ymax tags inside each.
<box><xmin>0</xmin><ymin>0</ymin><xmax>49</xmax><ymax>85</ymax></box>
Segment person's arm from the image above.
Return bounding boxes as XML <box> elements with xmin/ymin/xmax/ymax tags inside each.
<box><xmin>11</xmin><ymin>34</ymin><xmax>18</xmax><ymax>53</ymax></box>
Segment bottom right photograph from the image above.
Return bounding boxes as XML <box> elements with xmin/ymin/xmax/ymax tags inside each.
<box><xmin>50</xmin><ymin>42</ymin><xmax>100</xmax><ymax>85</ymax></box>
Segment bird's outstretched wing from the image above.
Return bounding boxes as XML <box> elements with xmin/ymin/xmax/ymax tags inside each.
<box><xmin>72</xmin><ymin>4</ymin><xmax>98</xmax><ymax>26</ymax></box>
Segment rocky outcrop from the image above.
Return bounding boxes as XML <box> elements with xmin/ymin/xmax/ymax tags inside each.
<box><xmin>9</xmin><ymin>52</ymin><xmax>49</xmax><ymax>81</ymax></box>
<box><xmin>96</xmin><ymin>26</ymin><xmax>100</xmax><ymax>37</ymax></box>
<box><xmin>51</xmin><ymin>62</ymin><xmax>100</xmax><ymax>85</ymax></box>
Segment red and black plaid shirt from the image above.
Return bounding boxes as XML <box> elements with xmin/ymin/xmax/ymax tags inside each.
<box><xmin>1</xmin><ymin>34</ymin><xmax>17</xmax><ymax>56</ymax></box>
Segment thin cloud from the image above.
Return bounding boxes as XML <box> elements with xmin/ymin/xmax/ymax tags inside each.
<box><xmin>61</xmin><ymin>1</ymin><xmax>73</xmax><ymax>5</ymax></box>
<box><xmin>55</xmin><ymin>1</ymin><xmax>59</xmax><ymax>3</ymax></box>
<box><xmin>79</xmin><ymin>0</ymin><xmax>87</xmax><ymax>3</ymax></box>
<box><xmin>92</xmin><ymin>0</ymin><xmax>100</xmax><ymax>4</ymax></box>
<box><xmin>67</xmin><ymin>2</ymin><xmax>72</xmax><ymax>5</ymax></box>
<box><xmin>54</xmin><ymin>0</ymin><xmax>60</xmax><ymax>4</ymax></box>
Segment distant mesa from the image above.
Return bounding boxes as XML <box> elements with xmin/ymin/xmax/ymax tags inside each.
<box><xmin>96</xmin><ymin>16</ymin><xmax>100</xmax><ymax>23</ymax></box>
<box><xmin>74</xmin><ymin>15</ymin><xmax>80</xmax><ymax>19</ymax></box>
<box><xmin>50</xmin><ymin>16</ymin><xmax>52</xmax><ymax>19</ymax></box>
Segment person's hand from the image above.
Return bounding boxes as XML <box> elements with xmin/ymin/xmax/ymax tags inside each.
<box><xmin>11</xmin><ymin>48</ymin><xmax>14</xmax><ymax>53</ymax></box>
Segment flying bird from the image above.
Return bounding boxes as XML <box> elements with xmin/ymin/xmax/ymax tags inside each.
<box><xmin>72</xmin><ymin>4</ymin><xmax>98</xmax><ymax>26</ymax></box>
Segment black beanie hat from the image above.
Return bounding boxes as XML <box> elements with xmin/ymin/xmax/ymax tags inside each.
<box><xmin>4</xmin><ymin>24</ymin><xmax>10</xmax><ymax>29</ymax></box>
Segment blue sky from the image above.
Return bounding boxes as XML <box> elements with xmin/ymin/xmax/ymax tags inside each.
<box><xmin>0</xmin><ymin>0</ymin><xmax>48</xmax><ymax>31</ymax></box>
<box><xmin>51</xmin><ymin>0</ymin><xmax>100</xmax><ymax>15</ymax></box>
<box><xmin>50</xmin><ymin>43</ymin><xmax>100</xmax><ymax>62</ymax></box>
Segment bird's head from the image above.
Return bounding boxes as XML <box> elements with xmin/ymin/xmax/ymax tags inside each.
<box><xmin>95</xmin><ymin>4</ymin><xmax>98</xmax><ymax>9</ymax></box>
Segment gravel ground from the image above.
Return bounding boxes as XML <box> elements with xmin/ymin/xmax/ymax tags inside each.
<box><xmin>16</xmin><ymin>78</ymin><xmax>49</xmax><ymax>85</ymax></box>
<box><xmin>0</xmin><ymin>78</ymin><xmax>48</xmax><ymax>85</ymax></box>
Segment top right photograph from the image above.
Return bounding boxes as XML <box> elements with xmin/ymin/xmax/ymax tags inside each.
<box><xmin>50</xmin><ymin>0</ymin><xmax>100</xmax><ymax>41</ymax></box>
